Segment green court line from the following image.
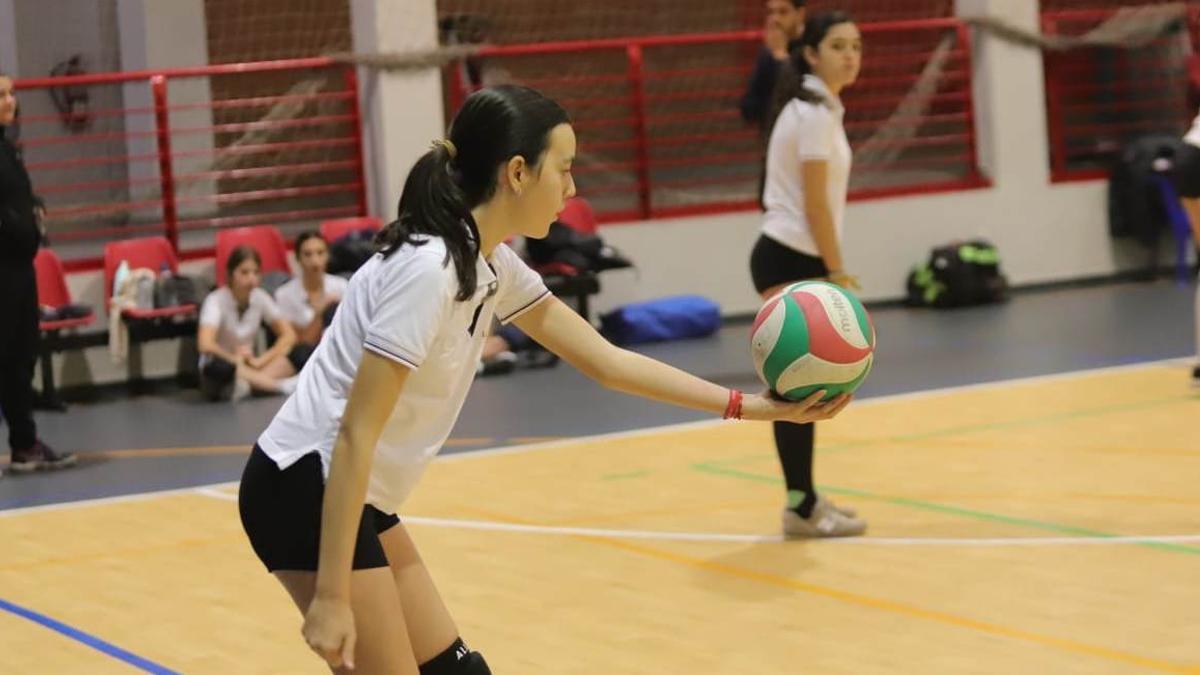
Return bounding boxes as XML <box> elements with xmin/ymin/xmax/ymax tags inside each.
<box><xmin>691</xmin><ymin>463</ymin><xmax>1200</xmax><ymax>555</ymax></box>
<box><xmin>601</xmin><ymin>470</ymin><xmax>652</xmax><ymax>481</ymax></box>
<box><xmin>708</xmin><ymin>393</ymin><xmax>1197</xmax><ymax>468</ymax></box>
<box><xmin>878</xmin><ymin>395</ymin><xmax>1194</xmax><ymax>445</ymax></box>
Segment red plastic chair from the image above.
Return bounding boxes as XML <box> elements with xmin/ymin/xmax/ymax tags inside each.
<box><xmin>103</xmin><ymin>236</ymin><xmax>196</xmax><ymax>319</ymax></box>
<box><xmin>320</xmin><ymin>216</ymin><xmax>383</xmax><ymax>243</ymax></box>
<box><xmin>35</xmin><ymin>249</ymin><xmax>94</xmax><ymax>332</ymax></box>
<box><xmin>215</xmin><ymin>225</ymin><xmax>291</xmax><ymax>286</ymax></box>
<box><xmin>34</xmin><ymin>248</ymin><xmax>96</xmax><ymax>410</ymax></box>
<box><xmin>557</xmin><ymin>197</ymin><xmax>598</xmax><ymax>236</ymax></box>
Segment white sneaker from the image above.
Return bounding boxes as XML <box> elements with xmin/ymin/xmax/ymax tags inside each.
<box><xmin>231</xmin><ymin>378</ymin><xmax>252</xmax><ymax>402</ymax></box>
<box><xmin>782</xmin><ymin>500</ymin><xmax>867</xmax><ymax>538</ymax></box>
<box><xmin>825</xmin><ymin>497</ymin><xmax>857</xmax><ymax>519</ymax></box>
<box><xmin>277</xmin><ymin>375</ymin><xmax>299</xmax><ymax>395</ymax></box>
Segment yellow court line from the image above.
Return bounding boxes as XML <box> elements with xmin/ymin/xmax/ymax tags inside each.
<box><xmin>597</xmin><ymin>537</ymin><xmax>1199</xmax><ymax>675</ymax></box>
<box><xmin>92</xmin><ymin>446</ymin><xmax>247</xmax><ymax>459</ymax></box>
<box><xmin>456</xmin><ymin>506</ymin><xmax>1196</xmax><ymax>674</ymax></box>
<box><xmin>506</xmin><ymin>436</ymin><xmax>568</xmax><ymax>445</ymax></box>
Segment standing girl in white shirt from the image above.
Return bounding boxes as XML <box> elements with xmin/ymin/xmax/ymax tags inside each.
<box><xmin>749</xmin><ymin>11</ymin><xmax>866</xmax><ymax>538</ymax></box>
<box><xmin>239</xmin><ymin>84</ymin><xmax>852</xmax><ymax>674</ymax></box>
<box><xmin>1179</xmin><ymin>108</ymin><xmax>1200</xmax><ymax>387</ymax></box>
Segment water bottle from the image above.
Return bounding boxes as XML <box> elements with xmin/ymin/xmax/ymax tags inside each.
<box><xmin>113</xmin><ymin>260</ymin><xmax>130</xmax><ymax>300</ymax></box>
<box><xmin>158</xmin><ymin>262</ymin><xmax>176</xmax><ymax>307</ymax></box>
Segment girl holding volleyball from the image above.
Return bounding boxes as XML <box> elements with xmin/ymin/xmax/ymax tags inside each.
<box><xmin>750</xmin><ymin>10</ymin><xmax>866</xmax><ymax>537</ymax></box>
<box><xmin>238</xmin><ymin>85</ymin><xmax>851</xmax><ymax>674</ymax></box>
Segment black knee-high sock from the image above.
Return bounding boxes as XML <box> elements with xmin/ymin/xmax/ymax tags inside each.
<box><xmin>773</xmin><ymin>421</ymin><xmax>816</xmax><ymax>517</ymax></box>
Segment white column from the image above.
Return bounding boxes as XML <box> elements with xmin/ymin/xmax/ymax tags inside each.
<box><xmin>0</xmin><ymin>0</ymin><xmax>18</xmax><ymax>74</ymax></box>
<box><xmin>955</xmin><ymin>0</ymin><xmax>1050</xmax><ymax>190</ymax></box>
<box><xmin>350</xmin><ymin>0</ymin><xmax>444</xmax><ymax>219</ymax></box>
<box><xmin>117</xmin><ymin>0</ymin><xmax>215</xmax><ymax>222</ymax></box>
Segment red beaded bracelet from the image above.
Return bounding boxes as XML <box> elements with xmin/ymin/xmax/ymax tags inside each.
<box><xmin>723</xmin><ymin>389</ymin><xmax>744</xmax><ymax>420</ymax></box>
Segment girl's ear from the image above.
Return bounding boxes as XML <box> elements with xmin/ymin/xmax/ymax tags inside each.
<box><xmin>505</xmin><ymin>155</ymin><xmax>528</xmax><ymax>195</ymax></box>
<box><xmin>803</xmin><ymin>45</ymin><xmax>820</xmax><ymax>69</ymax></box>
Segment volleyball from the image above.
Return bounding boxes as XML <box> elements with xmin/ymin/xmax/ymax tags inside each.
<box><xmin>750</xmin><ymin>281</ymin><xmax>876</xmax><ymax>401</ymax></box>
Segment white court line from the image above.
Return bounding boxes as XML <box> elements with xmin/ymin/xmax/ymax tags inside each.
<box><xmin>0</xmin><ymin>482</ymin><xmax>239</xmax><ymax>518</ymax></box>
<box><xmin>2</xmin><ymin>357</ymin><xmax>1191</xmax><ymax>517</ymax></box>
<box><xmin>193</xmin><ymin>490</ymin><xmax>1200</xmax><ymax>548</ymax></box>
<box><xmin>194</xmin><ymin>487</ymin><xmax>239</xmax><ymax>502</ymax></box>
<box><xmin>435</xmin><ymin>356</ymin><xmax>1194</xmax><ymax>462</ymax></box>
<box><xmin>398</xmin><ymin>516</ymin><xmax>1200</xmax><ymax>547</ymax></box>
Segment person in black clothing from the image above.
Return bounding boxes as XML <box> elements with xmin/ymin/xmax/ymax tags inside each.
<box><xmin>739</xmin><ymin>0</ymin><xmax>807</xmax><ymax>130</ymax></box>
<box><xmin>0</xmin><ymin>72</ymin><xmax>76</xmax><ymax>478</ymax></box>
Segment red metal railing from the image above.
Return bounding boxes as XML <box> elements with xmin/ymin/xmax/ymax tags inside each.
<box><xmin>450</xmin><ymin>18</ymin><xmax>987</xmax><ymax>222</ymax></box>
<box><xmin>14</xmin><ymin>20</ymin><xmax>983</xmax><ymax>270</ymax></box>
<box><xmin>1042</xmin><ymin>6</ymin><xmax>1200</xmax><ymax>182</ymax></box>
<box><xmin>13</xmin><ymin>57</ymin><xmax>368</xmax><ymax>270</ymax></box>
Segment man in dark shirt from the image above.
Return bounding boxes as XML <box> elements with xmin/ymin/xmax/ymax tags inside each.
<box><xmin>0</xmin><ymin>73</ymin><xmax>76</xmax><ymax>478</ymax></box>
<box><xmin>740</xmin><ymin>0</ymin><xmax>807</xmax><ymax>131</ymax></box>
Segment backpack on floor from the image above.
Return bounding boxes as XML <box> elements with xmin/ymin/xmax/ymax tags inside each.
<box><xmin>906</xmin><ymin>240</ymin><xmax>1008</xmax><ymax>308</ymax></box>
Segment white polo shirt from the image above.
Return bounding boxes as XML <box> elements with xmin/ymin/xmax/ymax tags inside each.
<box><xmin>273</xmin><ymin>274</ymin><xmax>349</xmax><ymax>328</ymax></box>
<box><xmin>761</xmin><ymin>74</ymin><xmax>853</xmax><ymax>257</ymax></box>
<box><xmin>1185</xmin><ymin>109</ymin><xmax>1200</xmax><ymax>147</ymax></box>
<box><xmin>198</xmin><ymin>287</ymin><xmax>283</xmax><ymax>362</ymax></box>
<box><xmin>256</xmin><ymin>237</ymin><xmax>550</xmax><ymax>513</ymax></box>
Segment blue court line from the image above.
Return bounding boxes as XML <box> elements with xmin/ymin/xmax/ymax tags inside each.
<box><xmin>0</xmin><ymin>597</ymin><xmax>179</xmax><ymax>674</ymax></box>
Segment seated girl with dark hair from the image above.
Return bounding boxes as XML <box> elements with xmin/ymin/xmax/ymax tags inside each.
<box><xmin>197</xmin><ymin>245</ymin><xmax>303</xmax><ymax>401</ymax></box>
<box><xmin>274</xmin><ymin>231</ymin><xmax>349</xmax><ymax>365</ymax></box>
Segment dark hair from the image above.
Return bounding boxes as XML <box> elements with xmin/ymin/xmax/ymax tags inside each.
<box><xmin>375</xmin><ymin>85</ymin><xmax>570</xmax><ymax>301</ymax></box>
<box><xmin>226</xmin><ymin>245</ymin><xmax>261</xmax><ymax>282</ymax></box>
<box><xmin>766</xmin><ymin>10</ymin><xmax>855</xmax><ymax>131</ymax></box>
<box><xmin>294</xmin><ymin>230</ymin><xmax>326</xmax><ymax>258</ymax></box>
<box><xmin>0</xmin><ymin>72</ymin><xmax>16</xmax><ymax>139</ymax></box>
<box><xmin>788</xmin><ymin>0</ymin><xmax>806</xmax><ymax>7</ymax></box>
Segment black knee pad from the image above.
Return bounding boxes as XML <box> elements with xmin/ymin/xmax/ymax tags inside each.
<box><xmin>419</xmin><ymin>638</ymin><xmax>491</xmax><ymax>675</ymax></box>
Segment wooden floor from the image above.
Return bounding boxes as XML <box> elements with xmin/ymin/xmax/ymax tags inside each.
<box><xmin>1</xmin><ymin>362</ymin><xmax>1198</xmax><ymax>674</ymax></box>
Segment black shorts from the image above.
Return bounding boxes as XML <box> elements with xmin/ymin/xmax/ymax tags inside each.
<box><xmin>749</xmin><ymin>234</ymin><xmax>829</xmax><ymax>295</ymax></box>
<box><xmin>238</xmin><ymin>445</ymin><xmax>400</xmax><ymax>572</ymax></box>
<box><xmin>286</xmin><ymin>343</ymin><xmax>316</xmax><ymax>372</ymax></box>
<box><xmin>1174</xmin><ymin>142</ymin><xmax>1200</xmax><ymax>198</ymax></box>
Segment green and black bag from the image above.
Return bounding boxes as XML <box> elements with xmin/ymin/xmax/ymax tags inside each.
<box><xmin>906</xmin><ymin>240</ymin><xmax>1008</xmax><ymax>308</ymax></box>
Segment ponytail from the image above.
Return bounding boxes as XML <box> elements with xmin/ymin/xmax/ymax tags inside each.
<box><xmin>376</xmin><ymin>85</ymin><xmax>569</xmax><ymax>303</ymax></box>
<box><xmin>764</xmin><ymin>10</ymin><xmax>855</xmax><ymax>134</ymax></box>
<box><xmin>375</xmin><ymin>143</ymin><xmax>481</xmax><ymax>301</ymax></box>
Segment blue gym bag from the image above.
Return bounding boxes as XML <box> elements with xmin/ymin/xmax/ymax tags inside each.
<box><xmin>599</xmin><ymin>295</ymin><xmax>722</xmax><ymax>345</ymax></box>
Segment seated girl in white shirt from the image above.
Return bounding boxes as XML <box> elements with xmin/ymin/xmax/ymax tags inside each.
<box><xmin>274</xmin><ymin>231</ymin><xmax>349</xmax><ymax>360</ymax></box>
<box><xmin>197</xmin><ymin>246</ymin><xmax>301</xmax><ymax>400</ymax></box>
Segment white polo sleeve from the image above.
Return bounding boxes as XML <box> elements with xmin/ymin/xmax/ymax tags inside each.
<box><xmin>363</xmin><ymin>251</ymin><xmax>456</xmax><ymax>369</ymax></box>
<box><xmin>794</xmin><ymin>104</ymin><xmax>836</xmax><ymax>162</ymax></box>
<box><xmin>1186</xmin><ymin>109</ymin><xmax>1200</xmax><ymax>147</ymax></box>
<box><xmin>274</xmin><ymin>281</ymin><xmax>314</xmax><ymax>327</ymax></box>
<box><xmin>325</xmin><ymin>274</ymin><xmax>350</xmax><ymax>299</ymax></box>
<box><xmin>198</xmin><ymin>290</ymin><xmax>224</xmax><ymax>328</ymax></box>
<box><xmin>253</xmin><ymin>288</ymin><xmax>285</xmax><ymax>325</ymax></box>
<box><xmin>491</xmin><ymin>244</ymin><xmax>551</xmax><ymax>324</ymax></box>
